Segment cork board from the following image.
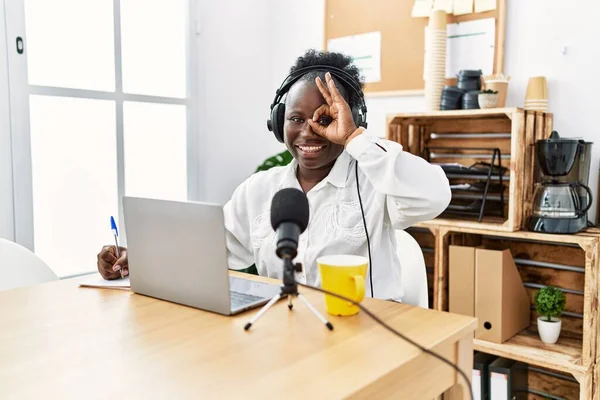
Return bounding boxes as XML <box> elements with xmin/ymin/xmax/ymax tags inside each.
<box><xmin>324</xmin><ymin>0</ymin><xmax>506</xmax><ymax>97</ymax></box>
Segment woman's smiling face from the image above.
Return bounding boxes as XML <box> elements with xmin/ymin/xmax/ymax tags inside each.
<box><xmin>283</xmin><ymin>80</ymin><xmax>344</xmax><ymax>171</ymax></box>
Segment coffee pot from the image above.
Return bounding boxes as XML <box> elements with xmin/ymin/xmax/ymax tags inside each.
<box><xmin>531</xmin><ymin>182</ymin><xmax>592</xmax><ymax>218</ymax></box>
<box><xmin>528</xmin><ymin>131</ymin><xmax>593</xmax><ymax>234</ymax></box>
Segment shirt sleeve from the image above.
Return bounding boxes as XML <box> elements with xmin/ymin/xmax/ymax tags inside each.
<box><xmin>223</xmin><ymin>178</ymin><xmax>255</xmax><ymax>270</ymax></box>
<box><xmin>345</xmin><ymin>131</ymin><xmax>451</xmax><ymax>230</ymax></box>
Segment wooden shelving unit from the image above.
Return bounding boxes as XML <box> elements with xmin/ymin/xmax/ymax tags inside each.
<box><xmin>388</xmin><ymin>108</ymin><xmax>553</xmax><ymax>232</ymax></box>
<box><xmin>473</xmin><ymin>331</ymin><xmax>585</xmax><ymax>376</ymax></box>
<box><xmin>392</xmin><ymin>109</ymin><xmax>598</xmax><ymax>399</ymax></box>
<box><xmin>475</xmin><ymin>334</ymin><xmax>589</xmax><ymax>398</ymax></box>
<box><xmin>421</xmin><ymin>224</ymin><xmax>599</xmax><ymax>368</ymax></box>
<box><xmin>527</xmin><ymin>365</ymin><xmax>581</xmax><ymax>400</ymax></box>
<box><xmin>407</xmin><ymin>225</ymin><xmax>598</xmax><ymax>399</ymax></box>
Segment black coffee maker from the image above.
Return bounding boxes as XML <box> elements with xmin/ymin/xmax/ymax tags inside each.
<box><xmin>528</xmin><ymin>131</ymin><xmax>593</xmax><ymax>234</ymax></box>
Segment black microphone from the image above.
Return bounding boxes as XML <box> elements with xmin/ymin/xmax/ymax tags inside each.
<box><xmin>270</xmin><ymin>188</ymin><xmax>309</xmax><ymax>259</ymax></box>
<box><xmin>244</xmin><ymin>188</ymin><xmax>334</xmax><ymax>332</ymax></box>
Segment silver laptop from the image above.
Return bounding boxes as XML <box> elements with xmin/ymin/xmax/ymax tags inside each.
<box><xmin>122</xmin><ymin>196</ymin><xmax>281</xmax><ymax>315</ymax></box>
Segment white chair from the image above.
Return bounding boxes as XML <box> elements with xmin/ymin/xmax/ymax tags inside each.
<box><xmin>0</xmin><ymin>238</ymin><xmax>58</xmax><ymax>291</ymax></box>
<box><xmin>395</xmin><ymin>230</ymin><xmax>429</xmax><ymax>308</ymax></box>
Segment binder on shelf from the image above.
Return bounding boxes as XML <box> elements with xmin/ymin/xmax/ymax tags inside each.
<box><xmin>449</xmin><ymin>247</ymin><xmax>531</xmax><ymax>343</ymax></box>
<box><xmin>449</xmin><ymin>245</ymin><xmax>476</xmax><ymax>317</ymax></box>
<box><xmin>489</xmin><ymin>357</ymin><xmax>528</xmax><ymax>400</ymax></box>
<box><xmin>475</xmin><ymin>248</ymin><xmax>531</xmax><ymax>343</ymax></box>
<box><xmin>473</xmin><ymin>352</ymin><xmax>498</xmax><ymax>400</ymax></box>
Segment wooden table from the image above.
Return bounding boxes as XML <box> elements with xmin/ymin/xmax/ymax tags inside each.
<box><xmin>0</xmin><ymin>273</ymin><xmax>476</xmax><ymax>399</ymax></box>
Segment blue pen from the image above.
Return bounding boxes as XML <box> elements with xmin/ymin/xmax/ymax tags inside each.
<box><xmin>111</xmin><ymin>216</ymin><xmax>124</xmax><ymax>278</ymax></box>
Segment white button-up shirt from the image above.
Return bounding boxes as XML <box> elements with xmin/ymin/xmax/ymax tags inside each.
<box><xmin>224</xmin><ymin>131</ymin><xmax>451</xmax><ymax>301</ymax></box>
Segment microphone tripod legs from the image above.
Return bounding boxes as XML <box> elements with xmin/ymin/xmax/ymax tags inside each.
<box><xmin>244</xmin><ymin>293</ymin><xmax>283</xmax><ymax>331</ymax></box>
<box><xmin>297</xmin><ymin>293</ymin><xmax>334</xmax><ymax>330</ymax></box>
<box><xmin>244</xmin><ymin>292</ymin><xmax>334</xmax><ymax>331</ymax></box>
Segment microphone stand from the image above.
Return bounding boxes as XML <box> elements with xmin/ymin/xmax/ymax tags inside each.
<box><xmin>244</xmin><ymin>255</ymin><xmax>334</xmax><ymax>331</ymax></box>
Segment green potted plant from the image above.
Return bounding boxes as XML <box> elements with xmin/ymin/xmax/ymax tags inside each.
<box><xmin>478</xmin><ymin>89</ymin><xmax>499</xmax><ymax>109</ymax></box>
<box><xmin>534</xmin><ymin>286</ymin><xmax>566</xmax><ymax>344</ymax></box>
<box><xmin>255</xmin><ymin>150</ymin><xmax>293</xmax><ymax>172</ymax></box>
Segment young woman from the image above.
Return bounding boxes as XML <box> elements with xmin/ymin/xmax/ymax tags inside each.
<box><xmin>97</xmin><ymin>50</ymin><xmax>451</xmax><ymax>302</ymax></box>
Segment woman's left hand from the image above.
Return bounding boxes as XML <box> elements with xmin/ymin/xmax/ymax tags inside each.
<box><xmin>308</xmin><ymin>72</ymin><xmax>363</xmax><ymax>147</ymax></box>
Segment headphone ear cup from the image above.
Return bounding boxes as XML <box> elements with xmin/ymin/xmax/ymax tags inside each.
<box><xmin>351</xmin><ymin>106</ymin><xmax>361</xmax><ymax>128</ymax></box>
<box><xmin>271</xmin><ymin>103</ymin><xmax>286</xmax><ymax>143</ymax></box>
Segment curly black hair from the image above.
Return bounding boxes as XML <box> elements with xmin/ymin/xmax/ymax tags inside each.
<box><xmin>288</xmin><ymin>49</ymin><xmax>364</xmax><ymax>109</ymax></box>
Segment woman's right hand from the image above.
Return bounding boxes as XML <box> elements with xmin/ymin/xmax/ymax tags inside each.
<box><xmin>97</xmin><ymin>245</ymin><xmax>128</xmax><ymax>280</ymax></box>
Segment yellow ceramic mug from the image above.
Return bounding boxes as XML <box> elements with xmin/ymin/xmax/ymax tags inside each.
<box><xmin>317</xmin><ymin>255</ymin><xmax>367</xmax><ymax>316</ymax></box>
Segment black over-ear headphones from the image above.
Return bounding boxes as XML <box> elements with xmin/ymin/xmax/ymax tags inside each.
<box><xmin>266</xmin><ymin>65</ymin><xmax>368</xmax><ymax>143</ymax></box>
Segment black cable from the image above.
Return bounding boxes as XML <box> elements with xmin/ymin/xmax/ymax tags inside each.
<box><xmin>296</xmin><ymin>281</ymin><xmax>474</xmax><ymax>400</ymax></box>
<box><xmin>355</xmin><ymin>161</ymin><xmax>374</xmax><ymax>298</ymax></box>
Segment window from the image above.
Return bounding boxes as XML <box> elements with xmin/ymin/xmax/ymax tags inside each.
<box><xmin>5</xmin><ymin>0</ymin><xmax>197</xmax><ymax>277</ymax></box>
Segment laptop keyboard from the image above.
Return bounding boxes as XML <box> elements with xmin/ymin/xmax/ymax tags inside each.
<box><xmin>230</xmin><ymin>290</ymin><xmax>265</xmax><ymax>309</ymax></box>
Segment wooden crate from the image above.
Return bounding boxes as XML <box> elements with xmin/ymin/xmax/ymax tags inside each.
<box><xmin>472</xmin><ymin>352</ymin><xmax>585</xmax><ymax>400</ymax></box>
<box><xmin>387</xmin><ymin>108</ymin><xmax>553</xmax><ymax>232</ymax></box>
<box><xmin>526</xmin><ymin>365</ymin><xmax>584</xmax><ymax>400</ymax></box>
<box><xmin>432</xmin><ymin>225</ymin><xmax>599</xmax><ymax>378</ymax></box>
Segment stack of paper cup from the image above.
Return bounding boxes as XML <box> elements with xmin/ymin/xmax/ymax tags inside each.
<box><xmin>424</xmin><ymin>10</ymin><xmax>447</xmax><ymax>111</ymax></box>
<box><xmin>525</xmin><ymin>76</ymin><xmax>548</xmax><ymax>111</ymax></box>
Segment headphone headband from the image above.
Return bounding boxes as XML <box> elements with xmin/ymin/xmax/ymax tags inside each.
<box><xmin>270</xmin><ymin>65</ymin><xmax>367</xmax><ymax>115</ymax></box>
<box><xmin>267</xmin><ymin>64</ymin><xmax>368</xmax><ymax>143</ymax></box>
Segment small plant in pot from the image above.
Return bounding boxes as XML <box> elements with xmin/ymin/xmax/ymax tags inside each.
<box><xmin>534</xmin><ymin>286</ymin><xmax>566</xmax><ymax>344</ymax></box>
<box><xmin>478</xmin><ymin>89</ymin><xmax>499</xmax><ymax>109</ymax></box>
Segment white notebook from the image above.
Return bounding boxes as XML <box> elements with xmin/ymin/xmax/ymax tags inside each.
<box><xmin>490</xmin><ymin>371</ymin><xmax>508</xmax><ymax>399</ymax></box>
<box><xmin>79</xmin><ymin>273</ymin><xmax>130</xmax><ymax>290</ymax></box>
<box><xmin>472</xmin><ymin>369</ymin><xmax>482</xmax><ymax>400</ymax></box>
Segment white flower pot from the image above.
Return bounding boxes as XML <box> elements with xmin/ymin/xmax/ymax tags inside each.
<box><xmin>537</xmin><ymin>316</ymin><xmax>561</xmax><ymax>344</ymax></box>
<box><xmin>478</xmin><ymin>93</ymin><xmax>498</xmax><ymax>109</ymax></box>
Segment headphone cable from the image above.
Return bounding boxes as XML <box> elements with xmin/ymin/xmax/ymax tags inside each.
<box><xmin>295</xmin><ymin>281</ymin><xmax>474</xmax><ymax>400</ymax></box>
<box><xmin>355</xmin><ymin>161</ymin><xmax>374</xmax><ymax>297</ymax></box>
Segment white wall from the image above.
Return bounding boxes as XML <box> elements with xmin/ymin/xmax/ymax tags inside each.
<box><xmin>199</xmin><ymin>0</ymin><xmax>600</xmax><ymax>220</ymax></box>
<box><xmin>0</xmin><ymin>5</ymin><xmax>15</xmax><ymax>241</ymax></box>
<box><xmin>504</xmin><ymin>0</ymin><xmax>600</xmax><ymax>223</ymax></box>
<box><xmin>269</xmin><ymin>0</ymin><xmax>325</xmax><ymax>90</ymax></box>
<box><xmin>196</xmin><ymin>0</ymin><xmax>284</xmax><ymax>205</ymax></box>
<box><xmin>195</xmin><ymin>0</ymin><xmax>326</xmax><ymax>205</ymax></box>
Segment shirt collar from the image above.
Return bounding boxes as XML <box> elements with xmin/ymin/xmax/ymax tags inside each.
<box><xmin>280</xmin><ymin>150</ymin><xmax>352</xmax><ymax>190</ymax></box>
<box><xmin>326</xmin><ymin>150</ymin><xmax>352</xmax><ymax>188</ymax></box>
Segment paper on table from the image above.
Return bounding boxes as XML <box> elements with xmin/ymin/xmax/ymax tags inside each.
<box><xmin>432</xmin><ymin>0</ymin><xmax>453</xmax><ymax>14</ymax></box>
<box><xmin>327</xmin><ymin>31</ymin><xmax>381</xmax><ymax>83</ymax></box>
<box><xmin>475</xmin><ymin>0</ymin><xmax>496</xmax><ymax>12</ymax></box>
<box><xmin>411</xmin><ymin>0</ymin><xmax>433</xmax><ymax>17</ymax></box>
<box><xmin>79</xmin><ymin>273</ymin><xmax>130</xmax><ymax>290</ymax></box>
<box><xmin>445</xmin><ymin>18</ymin><xmax>495</xmax><ymax>78</ymax></box>
<box><xmin>453</xmin><ymin>0</ymin><xmax>474</xmax><ymax>15</ymax></box>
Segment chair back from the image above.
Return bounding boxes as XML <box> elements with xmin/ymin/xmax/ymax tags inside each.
<box><xmin>395</xmin><ymin>230</ymin><xmax>429</xmax><ymax>308</ymax></box>
<box><xmin>0</xmin><ymin>238</ymin><xmax>58</xmax><ymax>291</ymax></box>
